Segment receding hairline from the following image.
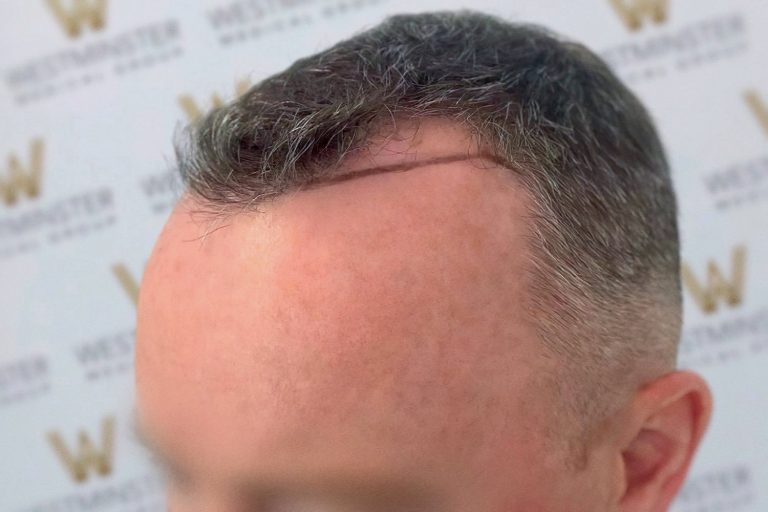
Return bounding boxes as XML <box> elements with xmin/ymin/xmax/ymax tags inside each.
<box><xmin>306</xmin><ymin>152</ymin><xmax>508</xmax><ymax>187</ymax></box>
<box><xmin>172</xmin><ymin>10</ymin><xmax>682</xmax><ymax>470</ymax></box>
<box><xmin>181</xmin><ymin>147</ymin><xmax>520</xmax><ymax>220</ymax></box>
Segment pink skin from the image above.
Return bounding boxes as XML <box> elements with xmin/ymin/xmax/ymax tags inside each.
<box><xmin>135</xmin><ymin>119</ymin><xmax>712</xmax><ymax>512</ymax></box>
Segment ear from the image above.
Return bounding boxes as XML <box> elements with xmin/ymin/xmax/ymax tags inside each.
<box><xmin>618</xmin><ymin>370</ymin><xmax>713</xmax><ymax>512</ymax></box>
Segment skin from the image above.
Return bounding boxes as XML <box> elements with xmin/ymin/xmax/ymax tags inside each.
<box><xmin>135</xmin><ymin>119</ymin><xmax>713</xmax><ymax>512</ymax></box>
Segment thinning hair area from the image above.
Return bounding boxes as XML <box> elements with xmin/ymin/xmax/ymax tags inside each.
<box><xmin>173</xmin><ymin>10</ymin><xmax>683</xmax><ymax>470</ymax></box>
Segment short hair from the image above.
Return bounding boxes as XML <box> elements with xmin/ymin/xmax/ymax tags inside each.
<box><xmin>175</xmin><ymin>10</ymin><xmax>681</xmax><ymax>469</ymax></box>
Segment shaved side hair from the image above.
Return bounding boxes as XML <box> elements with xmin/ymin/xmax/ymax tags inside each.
<box><xmin>174</xmin><ymin>10</ymin><xmax>681</xmax><ymax>468</ymax></box>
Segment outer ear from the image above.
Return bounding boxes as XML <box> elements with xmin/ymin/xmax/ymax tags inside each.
<box><xmin>618</xmin><ymin>370</ymin><xmax>714</xmax><ymax>512</ymax></box>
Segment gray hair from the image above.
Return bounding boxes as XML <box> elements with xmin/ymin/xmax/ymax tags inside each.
<box><xmin>175</xmin><ymin>10</ymin><xmax>681</xmax><ymax>469</ymax></box>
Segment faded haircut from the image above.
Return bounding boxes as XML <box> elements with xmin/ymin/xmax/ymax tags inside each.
<box><xmin>174</xmin><ymin>10</ymin><xmax>682</xmax><ymax>469</ymax></box>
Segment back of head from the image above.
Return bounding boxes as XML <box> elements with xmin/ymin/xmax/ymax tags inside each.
<box><xmin>176</xmin><ymin>10</ymin><xmax>681</xmax><ymax>467</ymax></box>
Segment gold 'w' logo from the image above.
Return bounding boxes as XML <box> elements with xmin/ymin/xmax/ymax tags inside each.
<box><xmin>744</xmin><ymin>90</ymin><xmax>768</xmax><ymax>137</ymax></box>
<box><xmin>682</xmin><ymin>245</ymin><xmax>747</xmax><ymax>314</ymax></box>
<box><xmin>47</xmin><ymin>416</ymin><xmax>116</xmax><ymax>483</ymax></box>
<box><xmin>609</xmin><ymin>0</ymin><xmax>669</xmax><ymax>31</ymax></box>
<box><xmin>1</xmin><ymin>138</ymin><xmax>44</xmax><ymax>207</ymax></box>
<box><xmin>46</xmin><ymin>0</ymin><xmax>107</xmax><ymax>39</ymax></box>
<box><xmin>178</xmin><ymin>79</ymin><xmax>251</xmax><ymax>123</ymax></box>
<box><xmin>112</xmin><ymin>263</ymin><xmax>140</xmax><ymax>306</ymax></box>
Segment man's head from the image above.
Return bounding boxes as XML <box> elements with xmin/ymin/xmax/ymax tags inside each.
<box><xmin>135</xmin><ymin>11</ymin><xmax>712</xmax><ymax>511</ymax></box>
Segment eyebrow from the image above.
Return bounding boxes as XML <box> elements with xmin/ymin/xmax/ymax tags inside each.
<box><xmin>130</xmin><ymin>412</ymin><xmax>435</xmax><ymax>508</ymax></box>
<box><xmin>234</xmin><ymin>477</ymin><xmax>436</xmax><ymax>511</ymax></box>
<box><xmin>302</xmin><ymin>152</ymin><xmax>509</xmax><ymax>189</ymax></box>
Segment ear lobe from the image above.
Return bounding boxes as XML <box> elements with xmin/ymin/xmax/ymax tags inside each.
<box><xmin>619</xmin><ymin>370</ymin><xmax>713</xmax><ymax>512</ymax></box>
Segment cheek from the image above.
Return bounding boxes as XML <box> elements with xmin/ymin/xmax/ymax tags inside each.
<box><xmin>453</xmin><ymin>467</ymin><xmax>585</xmax><ymax>512</ymax></box>
<box><xmin>438</xmin><ymin>404</ymin><xmax>589</xmax><ymax>511</ymax></box>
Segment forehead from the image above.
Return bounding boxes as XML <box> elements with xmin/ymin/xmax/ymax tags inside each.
<box><xmin>134</xmin><ymin>120</ymin><xmax>554</xmax><ymax>495</ymax></box>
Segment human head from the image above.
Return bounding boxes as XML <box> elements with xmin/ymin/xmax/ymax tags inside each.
<box><xmin>135</xmin><ymin>10</ymin><xmax>712</xmax><ymax>511</ymax></box>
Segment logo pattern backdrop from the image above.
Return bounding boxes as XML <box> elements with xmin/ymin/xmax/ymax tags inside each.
<box><xmin>1</xmin><ymin>0</ymin><xmax>766</xmax><ymax>510</ymax></box>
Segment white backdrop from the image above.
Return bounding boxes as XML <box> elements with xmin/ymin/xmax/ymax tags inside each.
<box><xmin>0</xmin><ymin>0</ymin><xmax>766</xmax><ymax>510</ymax></box>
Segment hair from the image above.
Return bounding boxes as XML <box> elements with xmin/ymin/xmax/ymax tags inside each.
<box><xmin>174</xmin><ymin>10</ymin><xmax>682</xmax><ymax>470</ymax></box>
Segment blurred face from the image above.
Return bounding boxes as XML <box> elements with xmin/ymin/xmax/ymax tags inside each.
<box><xmin>135</xmin><ymin>120</ymin><xmax>616</xmax><ymax>511</ymax></box>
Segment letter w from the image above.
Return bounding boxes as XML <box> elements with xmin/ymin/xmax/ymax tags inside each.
<box><xmin>1</xmin><ymin>138</ymin><xmax>44</xmax><ymax>207</ymax></box>
<box><xmin>178</xmin><ymin>79</ymin><xmax>251</xmax><ymax>123</ymax></box>
<box><xmin>744</xmin><ymin>90</ymin><xmax>768</xmax><ymax>137</ymax></box>
<box><xmin>609</xmin><ymin>0</ymin><xmax>669</xmax><ymax>31</ymax></box>
<box><xmin>46</xmin><ymin>0</ymin><xmax>107</xmax><ymax>39</ymax></box>
<box><xmin>112</xmin><ymin>263</ymin><xmax>140</xmax><ymax>306</ymax></box>
<box><xmin>47</xmin><ymin>416</ymin><xmax>116</xmax><ymax>483</ymax></box>
<box><xmin>682</xmin><ymin>245</ymin><xmax>747</xmax><ymax>314</ymax></box>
